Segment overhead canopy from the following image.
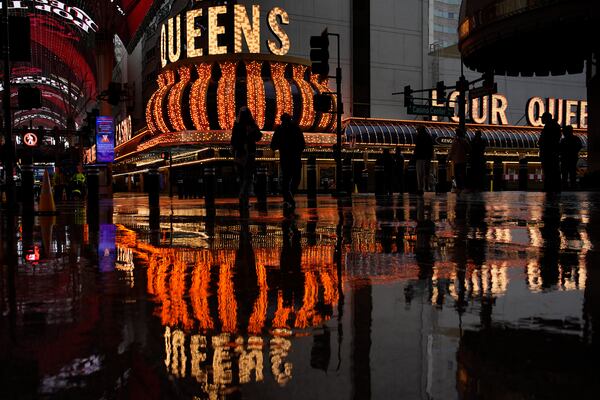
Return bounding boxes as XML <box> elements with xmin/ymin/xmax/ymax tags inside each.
<box><xmin>458</xmin><ymin>0</ymin><xmax>599</xmax><ymax>76</ymax></box>
<box><xmin>1</xmin><ymin>0</ymin><xmax>160</xmax><ymax>128</ymax></box>
<box><xmin>344</xmin><ymin>118</ymin><xmax>588</xmax><ymax>150</ymax></box>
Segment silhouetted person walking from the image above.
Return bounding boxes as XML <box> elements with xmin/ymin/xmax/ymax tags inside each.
<box><xmin>414</xmin><ymin>126</ymin><xmax>434</xmax><ymax>195</ymax></box>
<box><xmin>231</xmin><ymin>107</ymin><xmax>262</xmax><ymax>209</ymax></box>
<box><xmin>271</xmin><ymin>113</ymin><xmax>305</xmax><ymax>212</ymax></box>
<box><xmin>538</xmin><ymin>112</ymin><xmax>561</xmax><ymax>193</ymax></box>
<box><xmin>394</xmin><ymin>147</ymin><xmax>405</xmax><ymax>193</ymax></box>
<box><xmin>469</xmin><ymin>130</ymin><xmax>486</xmax><ymax>191</ymax></box>
<box><xmin>560</xmin><ymin>125</ymin><xmax>582</xmax><ymax>190</ymax></box>
<box><xmin>448</xmin><ymin>128</ymin><xmax>470</xmax><ymax>195</ymax></box>
<box><xmin>382</xmin><ymin>148</ymin><xmax>394</xmax><ymax>195</ymax></box>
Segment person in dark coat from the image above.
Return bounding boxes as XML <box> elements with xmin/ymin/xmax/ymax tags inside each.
<box><xmin>469</xmin><ymin>130</ymin><xmax>486</xmax><ymax>191</ymax></box>
<box><xmin>271</xmin><ymin>113</ymin><xmax>305</xmax><ymax>211</ymax></box>
<box><xmin>394</xmin><ymin>147</ymin><xmax>405</xmax><ymax>193</ymax></box>
<box><xmin>448</xmin><ymin>128</ymin><xmax>470</xmax><ymax>195</ymax></box>
<box><xmin>231</xmin><ymin>106</ymin><xmax>262</xmax><ymax>208</ymax></box>
<box><xmin>538</xmin><ymin>112</ymin><xmax>562</xmax><ymax>193</ymax></box>
<box><xmin>414</xmin><ymin>126</ymin><xmax>434</xmax><ymax>195</ymax></box>
<box><xmin>560</xmin><ymin>125</ymin><xmax>582</xmax><ymax>190</ymax></box>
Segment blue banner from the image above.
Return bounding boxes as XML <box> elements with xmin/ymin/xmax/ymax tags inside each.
<box><xmin>96</xmin><ymin>116</ymin><xmax>115</xmax><ymax>163</ymax></box>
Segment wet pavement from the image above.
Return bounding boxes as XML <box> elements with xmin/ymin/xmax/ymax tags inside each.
<box><xmin>1</xmin><ymin>192</ymin><xmax>600</xmax><ymax>399</ymax></box>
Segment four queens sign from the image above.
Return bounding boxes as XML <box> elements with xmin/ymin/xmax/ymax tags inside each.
<box><xmin>96</xmin><ymin>116</ymin><xmax>115</xmax><ymax>163</ymax></box>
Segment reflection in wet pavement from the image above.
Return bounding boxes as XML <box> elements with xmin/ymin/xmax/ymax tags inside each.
<box><xmin>1</xmin><ymin>192</ymin><xmax>600</xmax><ymax>399</ymax></box>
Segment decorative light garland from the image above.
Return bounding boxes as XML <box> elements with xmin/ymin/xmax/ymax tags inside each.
<box><xmin>217</xmin><ymin>61</ymin><xmax>238</xmax><ymax>129</ymax></box>
<box><xmin>292</xmin><ymin>65</ymin><xmax>314</xmax><ymax>130</ymax></box>
<box><xmin>246</xmin><ymin>61</ymin><xmax>266</xmax><ymax>129</ymax></box>
<box><xmin>168</xmin><ymin>66</ymin><xmax>191</xmax><ymax>132</ymax></box>
<box><xmin>310</xmin><ymin>73</ymin><xmax>335</xmax><ymax>132</ymax></box>
<box><xmin>146</xmin><ymin>87</ymin><xmax>158</xmax><ymax>133</ymax></box>
<box><xmin>190</xmin><ymin>63</ymin><xmax>212</xmax><ymax>131</ymax></box>
<box><xmin>271</xmin><ymin>62</ymin><xmax>292</xmax><ymax>126</ymax></box>
<box><xmin>153</xmin><ymin>71</ymin><xmax>176</xmax><ymax>134</ymax></box>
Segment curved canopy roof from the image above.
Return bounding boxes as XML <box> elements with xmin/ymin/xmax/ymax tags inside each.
<box><xmin>344</xmin><ymin>118</ymin><xmax>588</xmax><ymax>151</ymax></box>
<box><xmin>458</xmin><ymin>0</ymin><xmax>599</xmax><ymax>76</ymax></box>
<box><xmin>1</xmin><ymin>0</ymin><xmax>159</xmax><ymax>128</ymax></box>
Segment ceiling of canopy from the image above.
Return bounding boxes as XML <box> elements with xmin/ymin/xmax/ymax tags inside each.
<box><xmin>1</xmin><ymin>0</ymin><xmax>159</xmax><ymax>128</ymax></box>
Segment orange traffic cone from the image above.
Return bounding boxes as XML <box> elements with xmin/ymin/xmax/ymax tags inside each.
<box><xmin>36</xmin><ymin>169</ymin><xmax>57</xmax><ymax>215</ymax></box>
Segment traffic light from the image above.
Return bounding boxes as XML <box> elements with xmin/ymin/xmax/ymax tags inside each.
<box><xmin>18</xmin><ymin>86</ymin><xmax>42</xmax><ymax>110</ymax></box>
<box><xmin>310</xmin><ymin>29</ymin><xmax>330</xmax><ymax>79</ymax></box>
<box><xmin>456</xmin><ymin>76</ymin><xmax>469</xmax><ymax>92</ymax></box>
<box><xmin>403</xmin><ymin>85</ymin><xmax>413</xmax><ymax>106</ymax></box>
<box><xmin>313</xmin><ymin>93</ymin><xmax>333</xmax><ymax>112</ymax></box>
<box><xmin>482</xmin><ymin>71</ymin><xmax>494</xmax><ymax>89</ymax></box>
<box><xmin>161</xmin><ymin>151</ymin><xmax>171</xmax><ymax>161</ymax></box>
<box><xmin>435</xmin><ymin>81</ymin><xmax>446</xmax><ymax>101</ymax></box>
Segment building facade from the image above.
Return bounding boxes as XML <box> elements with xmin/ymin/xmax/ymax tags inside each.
<box><xmin>112</xmin><ymin>0</ymin><xmax>588</xmax><ymax>193</ymax></box>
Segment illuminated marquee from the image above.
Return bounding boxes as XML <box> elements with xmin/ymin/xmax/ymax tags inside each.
<box><xmin>160</xmin><ymin>3</ymin><xmax>291</xmax><ymax>67</ymax></box>
<box><xmin>430</xmin><ymin>91</ymin><xmax>587</xmax><ymax>129</ymax></box>
<box><xmin>5</xmin><ymin>0</ymin><xmax>98</xmax><ymax>33</ymax></box>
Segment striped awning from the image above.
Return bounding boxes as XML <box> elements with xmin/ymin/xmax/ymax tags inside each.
<box><xmin>344</xmin><ymin>118</ymin><xmax>587</xmax><ymax>150</ymax></box>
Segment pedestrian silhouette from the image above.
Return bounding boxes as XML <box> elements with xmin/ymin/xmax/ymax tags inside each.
<box><xmin>414</xmin><ymin>126</ymin><xmax>434</xmax><ymax>195</ymax></box>
<box><xmin>394</xmin><ymin>147</ymin><xmax>405</xmax><ymax>193</ymax></box>
<box><xmin>270</xmin><ymin>113</ymin><xmax>305</xmax><ymax>213</ymax></box>
<box><xmin>382</xmin><ymin>148</ymin><xmax>394</xmax><ymax>196</ymax></box>
<box><xmin>469</xmin><ymin>130</ymin><xmax>486</xmax><ymax>191</ymax></box>
<box><xmin>538</xmin><ymin>112</ymin><xmax>562</xmax><ymax>193</ymax></box>
<box><xmin>231</xmin><ymin>106</ymin><xmax>262</xmax><ymax>209</ymax></box>
<box><xmin>560</xmin><ymin>125</ymin><xmax>582</xmax><ymax>190</ymax></box>
<box><xmin>448</xmin><ymin>128</ymin><xmax>470</xmax><ymax>195</ymax></box>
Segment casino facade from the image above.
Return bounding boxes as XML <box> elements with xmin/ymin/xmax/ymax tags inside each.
<box><xmin>112</xmin><ymin>0</ymin><xmax>589</xmax><ymax>193</ymax></box>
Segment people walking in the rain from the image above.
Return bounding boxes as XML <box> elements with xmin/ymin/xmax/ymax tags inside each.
<box><xmin>560</xmin><ymin>125</ymin><xmax>582</xmax><ymax>190</ymax></box>
<box><xmin>469</xmin><ymin>130</ymin><xmax>486</xmax><ymax>191</ymax></box>
<box><xmin>448</xmin><ymin>128</ymin><xmax>470</xmax><ymax>195</ymax></box>
<box><xmin>414</xmin><ymin>126</ymin><xmax>434</xmax><ymax>195</ymax></box>
<box><xmin>271</xmin><ymin>113</ymin><xmax>305</xmax><ymax>213</ymax></box>
<box><xmin>231</xmin><ymin>106</ymin><xmax>262</xmax><ymax>209</ymax></box>
<box><xmin>538</xmin><ymin>112</ymin><xmax>562</xmax><ymax>193</ymax></box>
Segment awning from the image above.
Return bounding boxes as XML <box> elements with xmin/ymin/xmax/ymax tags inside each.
<box><xmin>344</xmin><ymin>118</ymin><xmax>588</xmax><ymax>150</ymax></box>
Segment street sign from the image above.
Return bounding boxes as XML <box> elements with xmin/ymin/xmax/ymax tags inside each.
<box><xmin>468</xmin><ymin>83</ymin><xmax>498</xmax><ymax>100</ymax></box>
<box><xmin>407</xmin><ymin>104</ymin><xmax>454</xmax><ymax>117</ymax></box>
<box><xmin>23</xmin><ymin>132</ymin><xmax>38</xmax><ymax>147</ymax></box>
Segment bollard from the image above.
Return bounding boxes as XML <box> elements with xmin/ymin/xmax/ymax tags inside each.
<box><xmin>374</xmin><ymin>156</ymin><xmax>385</xmax><ymax>195</ymax></box>
<box><xmin>21</xmin><ymin>163</ymin><xmax>35</xmax><ymax>211</ymax></box>
<box><xmin>518</xmin><ymin>157</ymin><xmax>528</xmax><ymax>191</ymax></box>
<box><xmin>86</xmin><ymin>166</ymin><xmax>100</xmax><ymax>209</ymax></box>
<box><xmin>307</xmin><ymin>155</ymin><xmax>317</xmax><ymax>199</ymax></box>
<box><xmin>255</xmin><ymin>165</ymin><xmax>268</xmax><ymax>204</ymax></box>
<box><xmin>204</xmin><ymin>166</ymin><xmax>216</xmax><ymax>209</ymax></box>
<box><xmin>493</xmin><ymin>159</ymin><xmax>504</xmax><ymax>191</ymax></box>
<box><xmin>436</xmin><ymin>155</ymin><xmax>448</xmax><ymax>193</ymax></box>
<box><xmin>342</xmin><ymin>157</ymin><xmax>353</xmax><ymax>195</ymax></box>
<box><xmin>146</xmin><ymin>167</ymin><xmax>160</xmax><ymax>209</ymax></box>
